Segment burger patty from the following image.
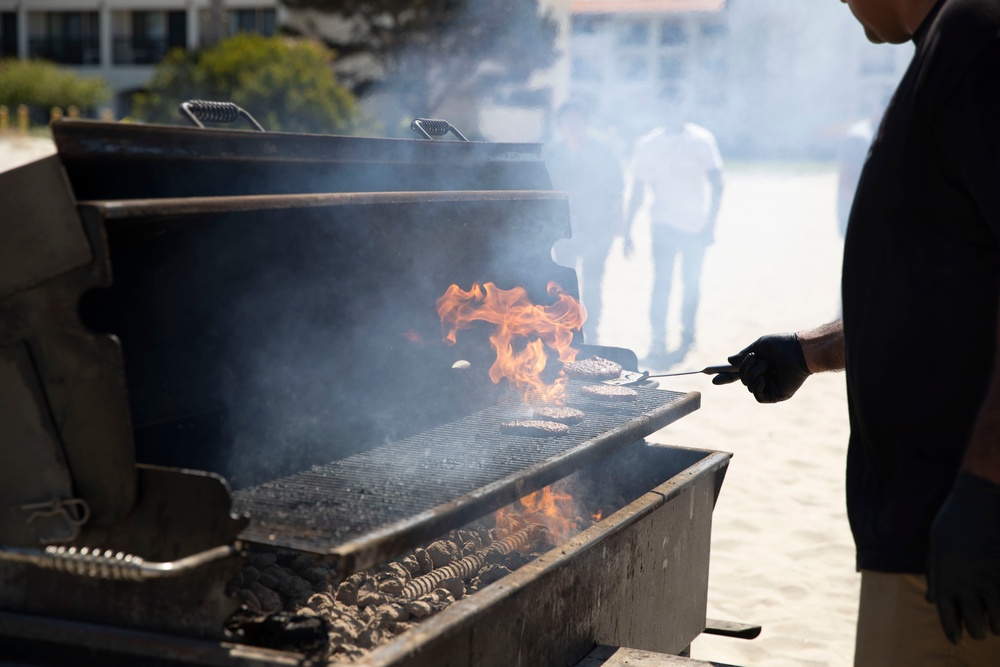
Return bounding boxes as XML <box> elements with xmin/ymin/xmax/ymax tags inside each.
<box><xmin>580</xmin><ymin>384</ymin><xmax>639</xmax><ymax>402</ymax></box>
<box><xmin>500</xmin><ymin>419</ymin><xmax>571</xmax><ymax>437</ymax></box>
<box><xmin>532</xmin><ymin>406</ymin><xmax>586</xmax><ymax>425</ymax></box>
<box><xmin>562</xmin><ymin>356</ymin><xmax>623</xmax><ymax>381</ymax></box>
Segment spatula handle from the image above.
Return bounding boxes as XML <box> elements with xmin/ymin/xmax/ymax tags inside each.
<box><xmin>702</xmin><ymin>364</ymin><xmax>739</xmax><ymax>375</ymax></box>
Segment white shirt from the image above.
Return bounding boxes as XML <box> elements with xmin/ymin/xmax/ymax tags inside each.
<box><xmin>629</xmin><ymin>123</ymin><xmax>723</xmax><ymax>233</ymax></box>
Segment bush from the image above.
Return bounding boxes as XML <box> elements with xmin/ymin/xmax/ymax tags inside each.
<box><xmin>0</xmin><ymin>58</ymin><xmax>110</xmax><ymax>111</ymax></box>
<box><xmin>132</xmin><ymin>34</ymin><xmax>362</xmax><ymax>134</ymax></box>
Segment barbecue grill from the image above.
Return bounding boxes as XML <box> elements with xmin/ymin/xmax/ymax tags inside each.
<box><xmin>0</xmin><ymin>117</ymin><xmax>753</xmax><ymax>666</ymax></box>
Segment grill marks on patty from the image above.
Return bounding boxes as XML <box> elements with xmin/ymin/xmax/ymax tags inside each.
<box><xmin>500</xmin><ymin>419</ymin><xmax>571</xmax><ymax>437</ymax></box>
<box><xmin>580</xmin><ymin>384</ymin><xmax>639</xmax><ymax>402</ymax></box>
<box><xmin>561</xmin><ymin>356</ymin><xmax>623</xmax><ymax>381</ymax></box>
<box><xmin>532</xmin><ymin>406</ymin><xmax>585</xmax><ymax>425</ymax></box>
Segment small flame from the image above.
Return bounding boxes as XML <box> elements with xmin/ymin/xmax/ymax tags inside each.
<box><xmin>402</xmin><ymin>329</ymin><xmax>424</xmax><ymax>345</ymax></box>
<box><xmin>436</xmin><ymin>282</ymin><xmax>585</xmax><ymax>402</ymax></box>
<box><xmin>495</xmin><ymin>480</ymin><xmax>581</xmax><ymax>544</ymax></box>
<box><xmin>591</xmin><ymin>509</ymin><xmax>603</xmax><ymax>522</ymax></box>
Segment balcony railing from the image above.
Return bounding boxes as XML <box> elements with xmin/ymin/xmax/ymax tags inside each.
<box><xmin>28</xmin><ymin>37</ymin><xmax>100</xmax><ymax>65</ymax></box>
<box><xmin>113</xmin><ymin>36</ymin><xmax>173</xmax><ymax>65</ymax></box>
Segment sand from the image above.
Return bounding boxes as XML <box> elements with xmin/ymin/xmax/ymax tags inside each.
<box><xmin>1</xmin><ymin>139</ymin><xmax>856</xmax><ymax>665</ymax></box>
<box><xmin>593</xmin><ymin>163</ymin><xmax>858</xmax><ymax>667</ymax></box>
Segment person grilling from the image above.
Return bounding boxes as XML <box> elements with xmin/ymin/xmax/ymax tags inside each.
<box><xmin>715</xmin><ymin>0</ymin><xmax>1000</xmax><ymax>664</ymax></box>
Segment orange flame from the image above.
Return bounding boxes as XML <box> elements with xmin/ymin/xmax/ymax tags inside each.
<box><xmin>495</xmin><ymin>480</ymin><xmax>582</xmax><ymax>544</ymax></box>
<box><xmin>401</xmin><ymin>329</ymin><xmax>424</xmax><ymax>345</ymax></box>
<box><xmin>591</xmin><ymin>509</ymin><xmax>603</xmax><ymax>522</ymax></box>
<box><xmin>436</xmin><ymin>282</ymin><xmax>586</xmax><ymax>402</ymax></box>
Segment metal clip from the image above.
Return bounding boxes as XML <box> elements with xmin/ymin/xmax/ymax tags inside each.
<box><xmin>21</xmin><ymin>498</ymin><xmax>91</xmax><ymax>543</ymax></box>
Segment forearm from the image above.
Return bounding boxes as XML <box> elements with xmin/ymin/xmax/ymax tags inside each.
<box><xmin>796</xmin><ymin>320</ymin><xmax>845</xmax><ymax>373</ymax></box>
<box><xmin>707</xmin><ymin>169</ymin><xmax>724</xmax><ymax>230</ymax></box>
<box><xmin>963</xmin><ymin>305</ymin><xmax>1000</xmax><ymax>484</ymax></box>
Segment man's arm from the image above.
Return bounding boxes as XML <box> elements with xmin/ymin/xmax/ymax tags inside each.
<box><xmin>713</xmin><ymin>321</ymin><xmax>844</xmax><ymax>403</ymax></box>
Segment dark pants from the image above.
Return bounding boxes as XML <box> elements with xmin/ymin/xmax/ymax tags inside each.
<box><xmin>650</xmin><ymin>225</ymin><xmax>708</xmax><ymax>348</ymax></box>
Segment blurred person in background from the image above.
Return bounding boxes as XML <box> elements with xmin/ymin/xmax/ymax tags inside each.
<box><xmin>544</xmin><ymin>101</ymin><xmax>627</xmax><ymax>344</ymax></box>
<box><xmin>716</xmin><ymin>0</ymin><xmax>1000</xmax><ymax>664</ymax></box>
<box><xmin>625</xmin><ymin>110</ymin><xmax>723</xmax><ymax>363</ymax></box>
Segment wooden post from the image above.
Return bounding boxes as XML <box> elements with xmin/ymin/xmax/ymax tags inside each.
<box><xmin>0</xmin><ymin>106</ymin><xmax>8</xmax><ymax>135</ymax></box>
<box><xmin>17</xmin><ymin>105</ymin><xmax>28</xmax><ymax>135</ymax></box>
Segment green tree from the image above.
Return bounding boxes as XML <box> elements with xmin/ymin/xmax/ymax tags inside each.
<box><xmin>132</xmin><ymin>33</ymin><xmax>362</xmax><ymax>134</ymax></box>
<box><xmin>0</xmin><ymin>59</ymin><xmax>110</xmax><ymax>111</ymax></box>
<box><xmin>280</xmin><ymin>0</ymin><xmax>559</xmax><ymax>137</ymax></box>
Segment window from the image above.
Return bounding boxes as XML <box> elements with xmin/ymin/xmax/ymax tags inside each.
<box><xmin>231</xmin><ymin>9</ymin><xmax>277</xmax><ymax>37</ymax></box>
<box><xmin>29</xmin><ymin>12</ymin><xmax>100</xmax><ymax>65</ymax></box>
<box><xmin>572</xmin><ymin>15</ymin><xmax>610</xmax><ymax>36</ymax></box>
<box><xmin>571</xmin><ymin>56</ymin><xmax>602</xmax><ymax>83</ymax></box>
<box><xmin>700</xmin><ymin>20</ymin><xmax>727</xmax><ymax>39</ymax></box>
<box><xmin>617</xmin><ymin>55</ymin><xmax>649</xmax><ymax>81</ymax></box>
<box><xmin>1</xmin><ymin>12</ymin><xmax>16</xmax><ymax>58</ymax></box>
<box><xmin>660</xmin><ymin>19</ymin><xmax>687</xmax><ymax>46</ymax></box>
<box><xmin>617</xmin><ymin>19</ymin><xmax>649</xmax><ymax>46</ymax></box>
<box><xmin>658</xmin><ymin>54</ymin><xmax>686</xmax><ymax>80</ymax></box>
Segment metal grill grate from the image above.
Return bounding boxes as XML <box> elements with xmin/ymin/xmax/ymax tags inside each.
<box><xmin>233</xmin><ymin>383</ymin><xmax>699</xmax><ymax>573</ymax></box>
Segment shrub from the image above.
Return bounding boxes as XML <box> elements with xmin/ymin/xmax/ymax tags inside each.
<box><xmin>132</xmin><ymin>34</ymin><xmax>362</xmax><ymax>134</ymax></box>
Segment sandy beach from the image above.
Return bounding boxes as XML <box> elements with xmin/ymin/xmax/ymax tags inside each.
<box><xmin>595</xmin><ymin>163</ymin><xmax>857</xmax><ymax>667</ymax></box>
<box><xmin>1</xmin><ymin>139</ymin><xmax>855</xmax><ymax>666</ymax></box>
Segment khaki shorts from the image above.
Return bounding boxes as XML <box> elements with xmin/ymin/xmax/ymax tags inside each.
<box><xmin>855</xmin><ymin>570</ymin><xmax>1000</xmax><ymax>667</ymax></box>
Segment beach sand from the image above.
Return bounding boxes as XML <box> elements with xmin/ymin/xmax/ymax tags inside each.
<box><xmin>2</xmin><ymin>140</ymin><xmax>856</xmax><ymax>665</ymax></box>
<box><xmin>594</xmin><ymin>163</ymin><xmax>857</xmax><ymax>667</ymax></box>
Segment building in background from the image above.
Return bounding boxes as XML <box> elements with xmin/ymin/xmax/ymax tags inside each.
<box><xmin>558</xmin><ymin>0</ymin><xmax>911</xmax><ymax>158</ymax></box>
<box><xmin>0</xmin><ymin>0</ymin><xmax>281</xmax><ymax>112</ymax></box>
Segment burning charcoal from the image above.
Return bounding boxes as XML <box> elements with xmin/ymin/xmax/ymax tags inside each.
<box><xmin>478</xmin><ymin>564</ymin><xmax>512</xmax><ymax>586</ymax></box>
<box><xmin>476</xmin><ymin>527</ymin><xmax>493</xmax><ymax>547</ymax></box>
<box><xmin>333</xmin><ymin>645</ymin><xmax>366</xmax><ymax>660</ymax></box>
<box><xmin>241</xmin><ymin>566</ymin><xmax>260</xmax><ymax>585</ymax></box>
<box><xmin>249</xmin><ymin>582</ymin><xmax>284</xmax><ymax>613</ymax></box>
<box><xmin>258</xmin><ymin>564</ymin><xmax>289</xmax><ymax>590</ymax></box>
<box><xmin>306</xmin><ymin>592</ymin><xmax>335</xmax><ymax>613</ymax></box>
<box><xmin>360</xmin><ymin>606</ymin><xmax>376</xmax><ymax>624</ymax></box>
<box><xmin>245</xmin><ymin>551</ymin><xmax>278</xmax><ymax>569</ymax></box>
<box><xmin>429</xmin><ymin>589</ymin><xmax>455</xmax><ymax>607</ymax></box>
<box><xmin>239</xmin><ymin>589</ymin><xmax>262</xmax><ymax>613</ymax></box>
<box><xmin>301</xmin><ymin>567</ymin><xmax>329</xmax><ymax>587</ymax></box>
<box><xmin>425</xmin><ymin>540</ymin><xmax>461</xmax><ymax>569</ymax></box>
<box><xmin>346</xmin><ymin>572</ymin><xmax>367</xmax><ymax>586</ymax></box>
<box><xmin>376</xmin><ymin>576</ymin><xmax>404</xmax><ymax>596</ymax></box>
<box><xmin>400</xmin><ymin>554</ymin><xmax>422</xmax><ymax>576</ymax></box>
<box><xmin>356</xmin><ymin>626</ymin><xmax>391</xmax><ymax>649</ymax></box>
<box><xmin>461</xmin><ymin>541</ymin><xmax>478</xmax><ymax>556</ymax></box>
<box><xmin>372</xmin><ymin>604</ymin><xmax>406</xmax><ymax>630</ymax></box>
<box><xmin>401</xmin><ymin>600</ymin><xmax>433</xmax><ymax>619</ymax></box>
<box><xmin>289</xmin><ymin>554</ymin><xmax>315</xmax><ymax>572</ymax></box>
<box><xmin>335</xmin><ymin>581</ymin><xmax>359</xmax><ymax>606</ymax></box>
<box><xmin>329</xmin><ymin>618</ymin><xmax>360</xmax><ymax>643</ymax></box>
<box><xmin>391</xmin><ymin>621</ymin><xmax>414</xmax><ymax>636</ymax></box>
<box><xmin>357</xmin><ymin>581</ymin><xmax>387</xmax><ymax>608</ymax></box>
<box><xmin>436</xmin><ymin>577</ymin><xmax>465</xmax><ymax>600</ymax></box>
<box><xmin>277</xmin><ymin>575</ymin><xmax>314</xmax><ymax>603</ymax></box>
<box><xmin>414</xmin><ymin>548</ymin><xmax>433</xmax><ymax>574</ymax></box>
<box><xmin>385</xmin><ymin>562</ymin><xmax>411</xmax><ymax>582</ymax></box>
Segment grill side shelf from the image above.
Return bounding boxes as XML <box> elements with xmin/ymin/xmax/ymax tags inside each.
<box><xmin>232</xmin><ymin>385</ymin><xmax>700</xmax><ymax>574</ymax></box>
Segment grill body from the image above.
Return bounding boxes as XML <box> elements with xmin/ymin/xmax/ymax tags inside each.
<box><xmin>0</xmin><ymin>120</ymin><xmax>732</xmax><ymax>665</ymax></box>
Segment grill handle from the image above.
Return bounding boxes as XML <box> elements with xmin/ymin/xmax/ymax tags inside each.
<box><xmin>179</xmin><ymin>100</ymin><xmax>265</xmax><ymax>132</ymax></box>
<box><xmin>0</xmin><ymin>542</ymin><xmax>241</xmax><ymax>580</ymax></box>
<box><xmin>410</xmin><ymin>118</ymin><xmax>468</xmax><ymax>141</ymax></box>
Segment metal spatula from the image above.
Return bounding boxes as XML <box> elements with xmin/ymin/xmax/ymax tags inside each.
<box><xmin>604</xmin><ymin>364</ymin><xmax>739</xmax><ymax>386</ymax></box>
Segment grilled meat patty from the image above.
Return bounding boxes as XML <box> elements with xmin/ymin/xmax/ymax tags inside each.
<box><xmin>500</xmin><ymin>419</ymin><xmax>570</xmax><ymax>437</ymax></box>
<box><xmin>580</xmin><ymin>384</ymin><xmax>639</xmax><ymax>402</ymax></box>
<box><xmin>562</xmin><ymin>356</ymin><xmax>623</xmax><ymax>381</ymax></box>
<box><xmin>532</xmin><ymin>406</ymin><xmax>586</xmax><ymax>424</ymax></box>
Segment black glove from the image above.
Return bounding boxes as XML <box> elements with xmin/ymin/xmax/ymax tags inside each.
<box><xmin>712</xmin><ymin>332</ymin><xmax>811</xmax><ymax>403</ymax></box>
<box><xmin>926</xmin><ymin>471</ymin><xmax>1000</xmax><ymax>643</ymax></box>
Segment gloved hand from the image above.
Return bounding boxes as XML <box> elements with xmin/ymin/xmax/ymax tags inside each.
<box><xmin>712</xmin><ymin>332</ymin><xmax>811</xmax><ymax>403</ymax></box>
<box><xmin>926</xmin><ymin>471</ymin><xmax>1000</xmax><ymax>643</ymax></box>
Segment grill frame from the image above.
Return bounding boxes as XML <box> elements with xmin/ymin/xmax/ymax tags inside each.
<box><xmin>233</xmin><ymin>385</ymin><xmax>700</xmax><ymax>573</ymax></box>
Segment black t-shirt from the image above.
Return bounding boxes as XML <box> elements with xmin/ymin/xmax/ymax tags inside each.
<box><xmin>842</xmin><ymin>0</ymin><xmax>1000</xmax><ymax>573</ymax></box>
